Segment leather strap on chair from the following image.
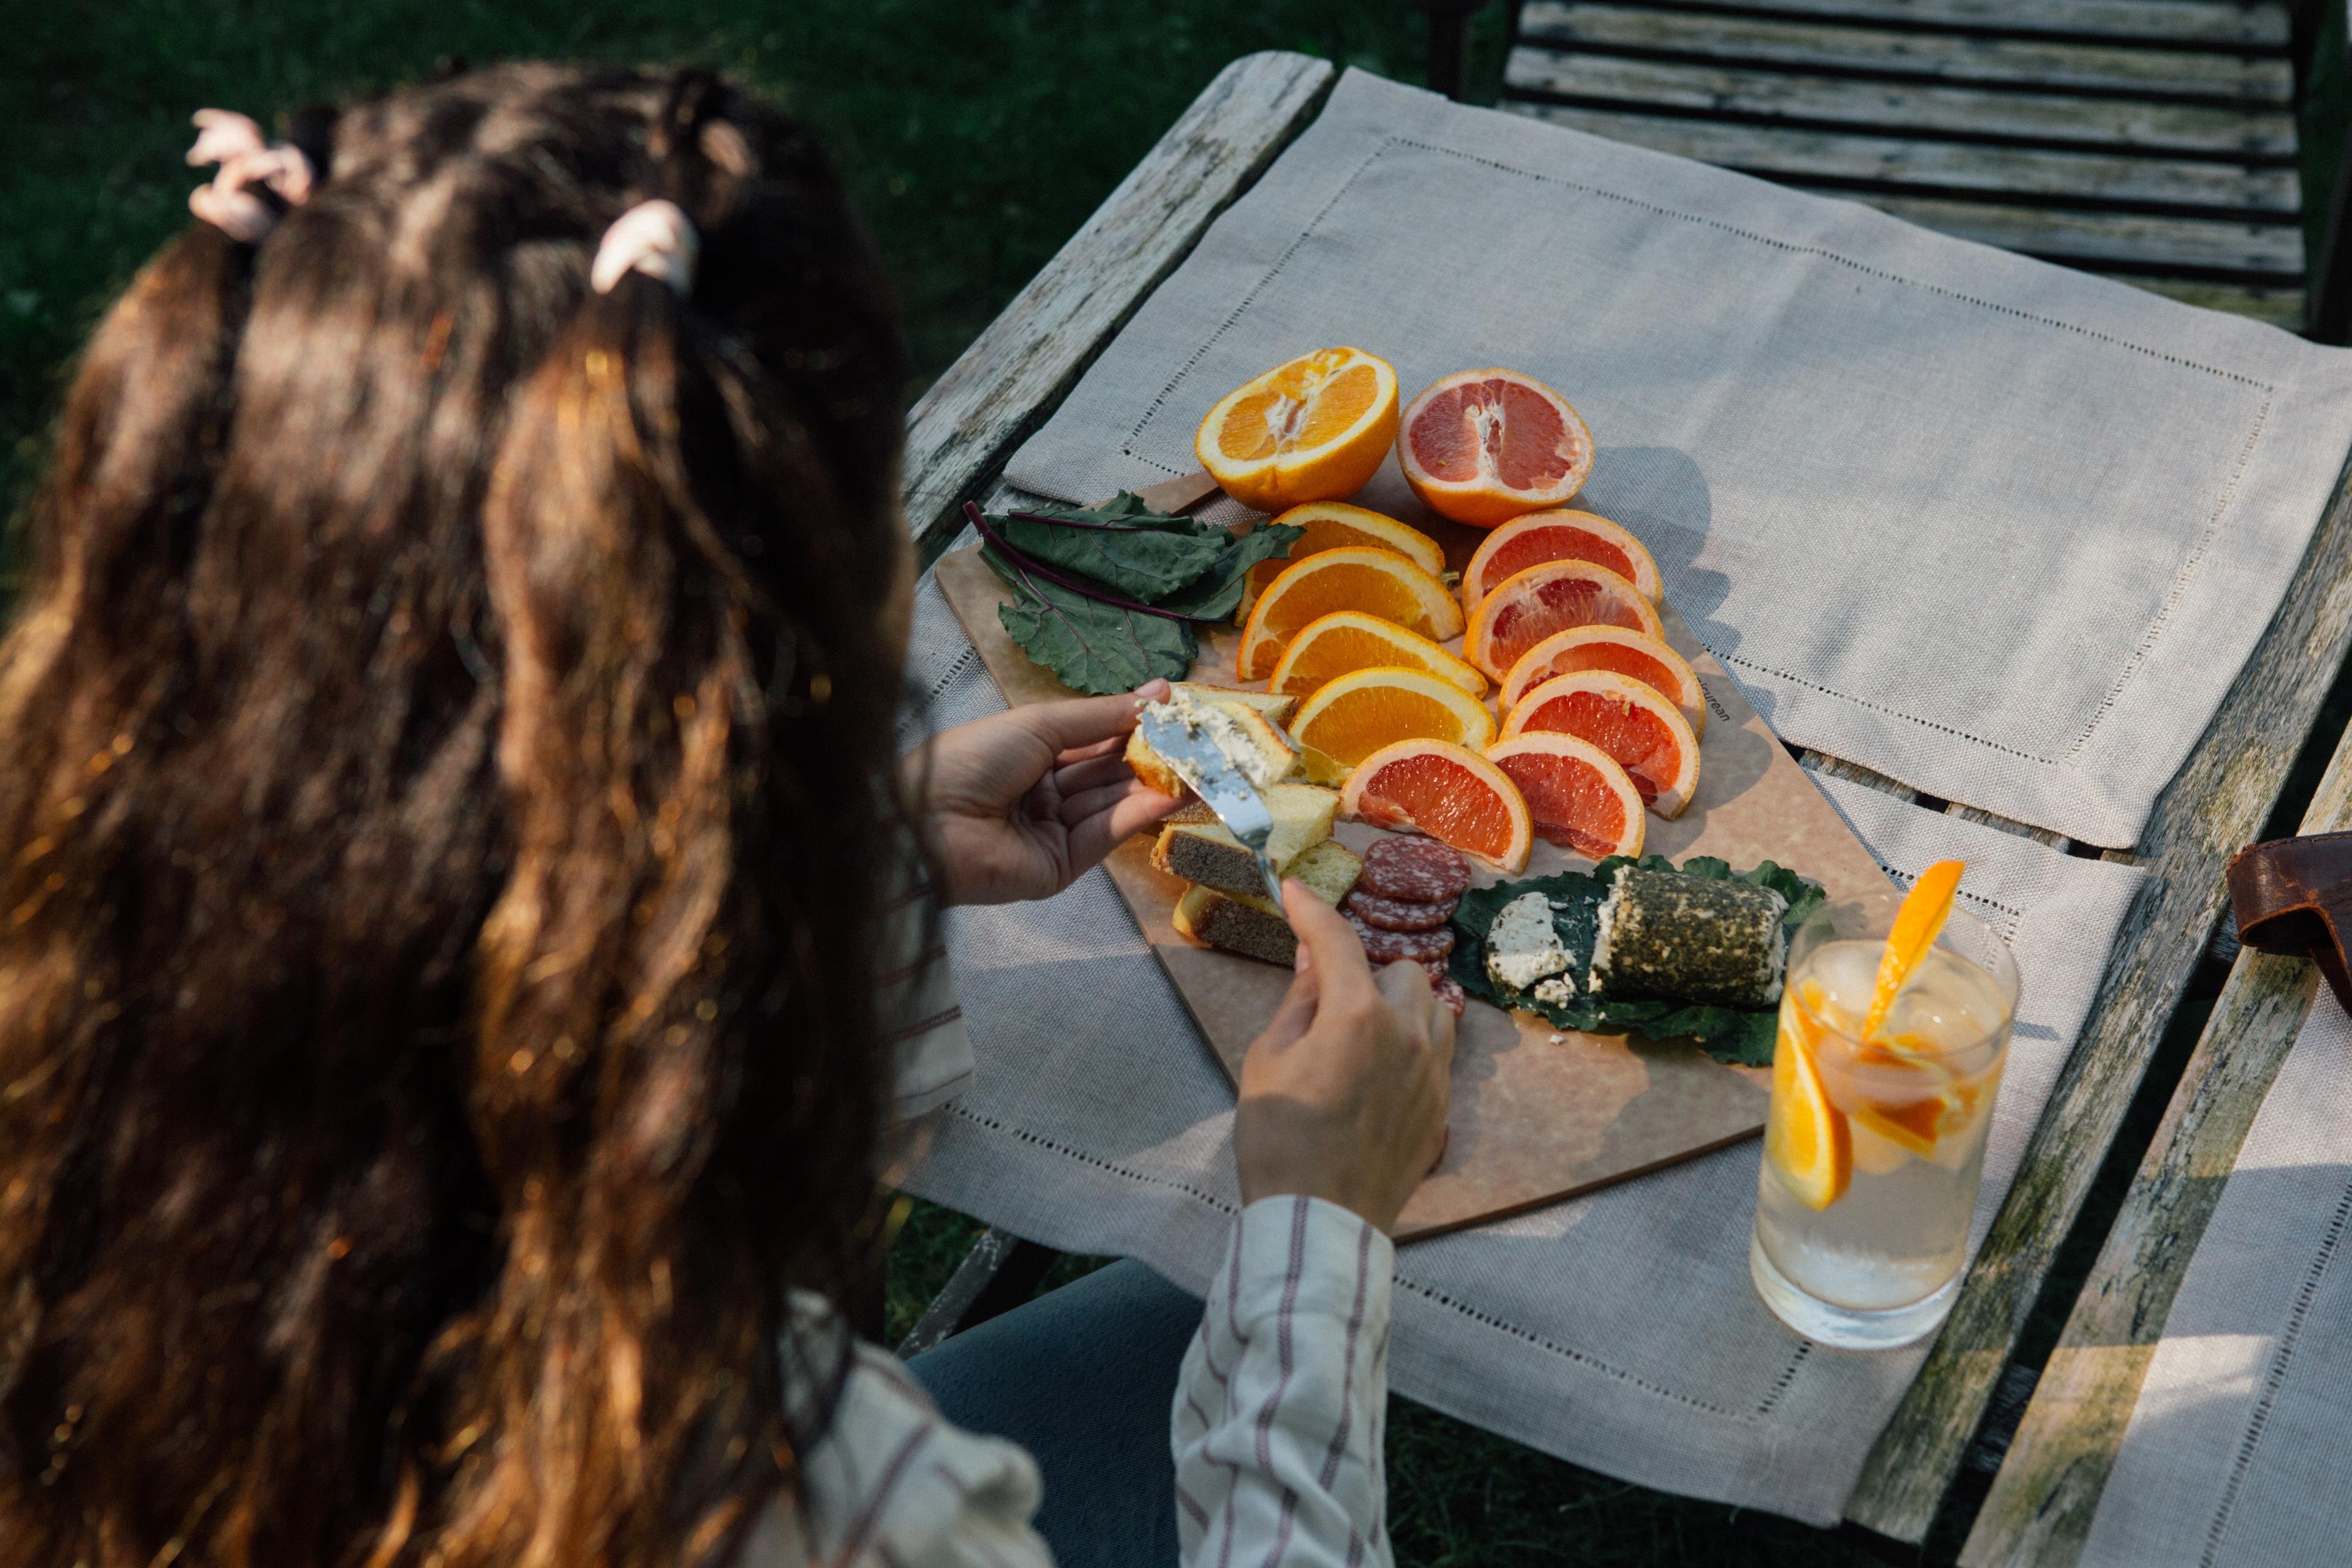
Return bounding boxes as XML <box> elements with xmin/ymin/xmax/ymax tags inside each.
<box><xmin>2228</xmin><ymin>831</ymin><xmax>2352</xmax><ymax>1012</ymax></box>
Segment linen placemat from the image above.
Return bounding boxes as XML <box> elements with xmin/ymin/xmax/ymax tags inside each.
<box><xmin>2079</xmin><ymin>1000</ymin><xmax>2352</xmax><ymax>1567</ymax></box>
<box><xmin>1003</xmin><ymin>69</ymin><xmax>2352</xmax><ymax>848</ymax></box>
<box><xmin>895</xmin><ymin>566</ymin><xmax>2146</xmax><ymax>1525</ymax></box>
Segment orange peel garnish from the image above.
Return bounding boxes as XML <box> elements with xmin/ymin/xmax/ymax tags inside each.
<box><xmin>1863</xmin><ymin>859</ymin><xmax>1966</xmax><ymax>1041</ymax></box>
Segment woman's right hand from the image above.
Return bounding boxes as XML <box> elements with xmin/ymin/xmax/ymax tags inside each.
<box><xmin>1233</xmin><ymin>881</ymin><xmax>1457</xmax><ymax>1235</ymax></box>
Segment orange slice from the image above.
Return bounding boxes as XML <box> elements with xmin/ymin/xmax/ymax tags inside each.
<box><xmin>1290</xmin><ymin>666</ymin><xmax>1498</xmax><ymax>771</ymax></box>
<box><xmin>1463</xmin><ymin>561</ymin><xmax>1661</xmax><ymax>682</ymax></box>
<box><xmin>1240</xmin><ymin>501</ymin><xmax>1447</xmax><ymax>621</ymax></box>
<box><xmin>1864</xmin><ymin>860</ymin><xmax>1966</xmax><ymax>1041</ymax></box>
<box><xmin>1483</xmin><ymin>733</ymin><xmax>1645</xmax><ymax>859</ymax></box>
<box><xmin>1396</xmin><ymin>369</ymin><xmax>1595</xmax><ymax>527</ymax></box>
<box><xmin>1766</xmin><ymin>1000</ymin><xmax>1852</xmax><ymax>1211</ymax></box>
<box><xmin>1498</xmin><ymin>626</ymin><xmax>1706</xmax><ymax>739</ymax></box>
<box><xmin>1501</xmin><ymin>670</ymin><xmax>1700</xmax><ymax>820</ymax></box>
<box><xmin>1196</xmin><ymin>347</ymin><xmax>1401</xmax><ymax>513</ymax></box>
<box><xmin>1340</xmin><ymin>739</ymin><xmax>1533</xmax><ymax>872</ymax></box>
<box><xmin>1460</xmin><ymin>510</ymin><xmax>1661</xmax><ymax>608</ymax></box>
<box><xmin>1237</xmin><ymin>546</ymin><xmax>1465</xmax><ymax>681</ymax></box>
<box><xmin>1268</xmin><ymin>611</ymin><xmax>1489</xmax><ymax>699</ymax></box>
<box><xmin>1849</xmin><ymin>1039</ymin><xmax>1983</xmax><ymax>1160</ymax></box>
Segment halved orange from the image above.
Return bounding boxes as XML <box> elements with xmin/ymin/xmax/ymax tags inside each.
<box><xmin>1766</xmin><ymin>1000</ymin><xmax>1852</xmax><ymax>1211</ymax></box>
<box><xmin>1240</xmin><ymin>501</ymin><xmax>1447</xmax><ymax>621</ymax></box>
<box><xmin>1461</xmin><ymin>510</ymin><xmax>1661</xmax><ymax>608</ymax></box>
<box><xmin>1290</xmin><ymin>666</ymin><xmax>1498</xmax><ymax>771</ymax></box>
<box><xmin>1864</xmin><ymin>860</ymin><xmax>1967</xmax><ymax>1041</ymax></box>
<box><xmin>1340</xmin><ymin>739</ymin><xmax>1532</xmax><ymax>872</ymax></box>
<box><xmin>1483</xmin><ymin>733</ymin><xmax>1645</xmax><ymax>859</ymax></box>
<box><xmin>1397</xmin><ymin>369</ymin><xmax>1595</xmax><ymax>528</ymax></box>
<box><xmin>1501</xmin><ymin>670</ymin><xmax>1701</xmax><ymax>820</ymax></box>
<box><xmin>1237</xmin><ymin>546</ymin><xmax>1464</xmax><ymax>681</ymax></box>
<box><xmin>1197</xmin><ymin>348</ymin><xmax>1400</xmax><ymax>514</ymax></box>
<box><xmin>1268</xmin><ymin>611</ymin><xmax>1488</xmax><ymax>699</ymax></box>
<box><xmin>1498</xmin><ymin>626</ymin><xmax>1706</xmax><ymax>739</ymax></box>
<box><xmin>1463</xmin><ymin>561</ymin><xmax>1661</xmax><ymax>681</ymax></box>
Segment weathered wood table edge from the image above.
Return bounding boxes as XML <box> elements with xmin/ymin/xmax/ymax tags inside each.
<box><xmin>893</xmin><ymin>47</ymin><xmax>2352</xmax><ymax>1551</ymax></box>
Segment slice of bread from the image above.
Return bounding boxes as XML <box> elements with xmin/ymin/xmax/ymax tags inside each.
<box><xmin>1169</xmin><ymin>840</ymin><xmax>1363</xmax><ymax>967</ymax></box>
<box><xmin>1149</xmin><ymin>785</ymin><xmax>1340</xmax><ymax>899</ymax></box>
<box><xmin>1174</xmin><ymin>682</ymin><xmax>1298</xmax><ymax>726</ymax></box>
<box><xmin>1126</xmin><ymin>685</ymin><xmax>1303</xmax><ymax>799</ymax></box>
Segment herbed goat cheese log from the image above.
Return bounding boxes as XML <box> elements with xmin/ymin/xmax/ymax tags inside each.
<box><xmin>1588</xmin><ymin>865</ymin><xmax>1789</xmax><ymax>1009</ymax></box>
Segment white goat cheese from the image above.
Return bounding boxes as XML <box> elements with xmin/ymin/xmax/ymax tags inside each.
<box><xmin>1485</xmin><ymin>892</ymin><xmax>1570</xmax><ymax>993</ymax></box>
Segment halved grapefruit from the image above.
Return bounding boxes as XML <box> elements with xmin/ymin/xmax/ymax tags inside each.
<box><xmin>1483</xmin><ymin>733</ymin><xmax>1645</xmax><ymax>860</ymax></box>
<box><xmin>1240</xmin><ymin>500</ymin><xmax>1447</xmax><ymax>620</ymax></box>
<box><xmin>1501</xmin><ymin>669</ymin><xmax>1701</xmax><ymax>819</ymax></box>
<box><xmin>1237</xmin><ymin>546</ymin><xmax>1464</xmax><ymax>680</ymax></box>
<box><xmin>1463</xmin><ymin>561</ymin><xmax>1661</xmax><ymax>681</ymax></box>
<box><xmin>1396</xmin><ymin>369</ymin><xmax>1594</xmax><ymax>527</ymax></box>
<box><xmin>1340</xmin><ymin>739</ymin><xmax>1533</xmax><ymax>872</ymax></box>
<box><xmin>1497</xmin><ymin>626</ymin><xmax>1707</xmax><ymax>738</ymax></box>
<box><xmin>1196</xmin><ymin>347</ymin><xmax>1400</xmax><ymax>513</ymax></box>
<box><xmin>1460</xmin><ymin>509</ymin><xmax>1661</xmax><ymax>607</ymax></box>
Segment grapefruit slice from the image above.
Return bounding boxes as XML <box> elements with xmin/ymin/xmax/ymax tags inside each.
<box><xmin>1340</xmin><ymin>739</ymin><xmax>1533</xmax><ymax>873</ymax></box>
<box><xmin>1864</xmin><ymin>859</ymin><xmax>1967</xmax><ymax>1041</ymax></box>
<box><xmin>1268</xmin><ymin>611</ymin><xmax>1489</xmax><ymax>699</ymax></box>
<box><xmin>1498</xmin><ymin>626</ymin><xmax>1706</xmax><ymax>739</ymax></box>
<box><xmin>1460</xmin><ymin>510</ymin><xmax>1661</xmax><ymax>608</ymax></box>
<box><xmin>1463</xmin><ymin>560</ymin><xmax>1661</xmax><ymax>682</ymax></box>
<box><xmin>1396</xmin><ymin>369</ymin><xmax>1594</xmax><ymax>527</ymax></box>
<box><xmin>1241</xmin><ymin>501</ymin><xmax>1447</xmax><ymax>620</ymax></box>
<box><xmin>1766</xmin><ymin>1001</ymin><xmax>1852</xmax><ymax>1211</ymax></box>
<box><xmin>1196</xmin><ymin>347</ymin><xmax>1400</xmax><ymax>513</ymax></box>
<box><xmin>1501</xmin><ymin>669</ymin><xmax>1701</xmax><ymax>820</ymax></box>
<box><xmin>1483</xmin><ymin>733</ymin><xmax>1645</xmax><ymax>859</ymax></box>
<box><xmin>1291</xmin><ymin>666</ymin><xmax>1498</xmax><ymax>770</ymax></box>
<box><xmin>1237</xmin><ymin>546</ymin><xmax>1464</xmax><ymax>681</ymax></box>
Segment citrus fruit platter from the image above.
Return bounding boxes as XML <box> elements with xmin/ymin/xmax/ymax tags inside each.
<box><xmin>935</xmin><ymin>347</ymin><xmax>1901</xmax><ymax>1240</ymax></box>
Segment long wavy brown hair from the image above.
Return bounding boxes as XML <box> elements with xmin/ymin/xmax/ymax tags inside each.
<box><xmin>0</xmin><ymin>61</ymin><xmax>918</xmax><ymax>1568</ymax></box>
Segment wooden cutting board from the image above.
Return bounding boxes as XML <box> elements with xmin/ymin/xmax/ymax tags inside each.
<box><xmin>933</xmin><ymin>478</ymin><xmax>1900</xmax><ymax>1240</ymax></box>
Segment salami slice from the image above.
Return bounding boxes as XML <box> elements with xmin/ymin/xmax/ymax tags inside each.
<box><xmin>1358</xmin><ymin>837</ymin><xmax>1472</xmax><ymax>902</ymax></box>
<box><xmin>1433</xmin><ymin>976</ymin><xmax>1466</xmax><ymax>1017</ymax></box>
<box><xmin>1346</xmin><ymin>911</ymin><xmax>1455</xmax><ymax>965</ymax></box>
<box><xmin>1342</xmin><ymin>889</ymin><xmax>1457</xmax><ymax>932</ymax></box>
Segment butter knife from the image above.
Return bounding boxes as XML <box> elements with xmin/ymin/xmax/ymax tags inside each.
<box><xmin>1136</xmin><ymin>707</ymin><xmax>1287</xmax><ymax>908</ymax></box>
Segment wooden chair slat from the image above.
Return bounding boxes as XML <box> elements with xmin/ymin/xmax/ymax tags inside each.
<box><xmin>1861</xmin><ymin>194</ymin><xmax>2302</xmax><ymax>276</ymax></box>
<box><xmin>2098</xmin><ymin>273</ymin><xmax>2305</xmax><ymax>326</ymax></box>
<box><xmin>1622</xmin><ymin>0</ymin><xmax>2290</xmax><ymax>50</ymax></box>
<box><xmin>1517</xmin><ymin>1</ymin><xmax>2295</xmax><ymax>103</ymax></box>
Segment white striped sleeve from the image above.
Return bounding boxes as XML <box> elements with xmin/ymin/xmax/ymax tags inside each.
<box><xmin>1172</xmin><ymin>1196</ymin><xmax>1395</xmax><ymax>1567</ymax></box>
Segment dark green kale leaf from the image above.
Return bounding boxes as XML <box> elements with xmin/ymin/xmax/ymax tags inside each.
<box><xmin>984</xmin><ymin>549</ymin><xmax>1196</xmax><ymax>694</ymax></box>
<box><xmin>998</xmin><ymin>513</ymin><xmax>1232</xmax><ymax>600</ymax></box>
<box><xmin>1449</xmin><ymin>853</ymin><xmax>1825</xmax><ymax>1067</ymax></box>
<box><xmin>1153</xmin><ymin>522</ymin><xmax>1306</xmax><ymax>622</ymax></box>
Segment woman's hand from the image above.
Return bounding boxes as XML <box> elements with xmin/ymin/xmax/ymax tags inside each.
<box><xmin>911</xmin><ymin>679</ymin><xmax>1184</xmax><ymax>907</ymax></box>
<box><xmin>1234</xmin><ymin>883</ymin><xmax>1458</xmax><ymax>1235</ymax></box>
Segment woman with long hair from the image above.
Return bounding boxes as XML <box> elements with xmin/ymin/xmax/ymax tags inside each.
<box><xmin>0</xmin><ymin>62</ymin><xmax>1452</xmax><ymax>1566</ymax></box>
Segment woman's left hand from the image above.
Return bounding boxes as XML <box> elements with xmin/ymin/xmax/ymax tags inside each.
<box><xmin>911</xmin><ymin>679</ymin><xmax>1184</xmax><ymax>906</ymax></box>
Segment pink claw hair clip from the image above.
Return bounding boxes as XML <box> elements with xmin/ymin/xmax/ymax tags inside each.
<box><xmin>186</xmin><ymin>109</ymin><xmax>314</xmax><ymax>244</ymax></box>
<box><xmin>590</xmin><ymin>200</ymin><xmax>699</xmax><ymax>297</ymax></box>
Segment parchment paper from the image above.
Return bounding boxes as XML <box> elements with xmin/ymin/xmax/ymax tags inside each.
<box><xmin>933</xmin><ymin>481</ymin><xmax>1898</xmax><ymax>1240</ymax></box>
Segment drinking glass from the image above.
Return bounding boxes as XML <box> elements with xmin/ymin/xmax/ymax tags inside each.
<box><xmin>1748</xmin><ymin>899</ymin><xmax>2020</xmax><ymax>1349</ymax></box>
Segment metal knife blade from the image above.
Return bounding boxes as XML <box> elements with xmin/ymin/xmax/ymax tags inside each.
<box><xmin>1136</xmin><ymin>707</ymin><xmax>1286</xmax><ymax>908</ymax></box>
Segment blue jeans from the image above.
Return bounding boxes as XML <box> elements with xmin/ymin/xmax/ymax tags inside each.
<box><xmin>908</xmin><ymin>1258</ymin><xmax>1199</xmax><ymax>1567</ymax></box>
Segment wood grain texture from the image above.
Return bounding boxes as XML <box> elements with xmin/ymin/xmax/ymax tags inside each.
<box><xmin>2099</xmin><ymin>273</ymin><xmax>2305</xmax><ymax>327</ymax></box>
<box><xmin>1801</xmin><ymin>748</ymin><xmax>1921</xmax><ymax>802</ymax></box>
<box><xmin>1862</xmin><ymin>195</ymin><xmax>2303</xmax><ymax>277</ymax></box>
<box><xmin>1615</xmin><ymin>0</ymin><xmax>2290</xmax><ymax>48</ymax></box>
<box><xmin>1502</xmin><ymin>102</ymin><xmax>2299</xmax><ymax>212</ymax></box>
<box><xmin>1958</xmin><ymin>714</ymin><xmax>2352</xmax><ymax>1566</ymax></box>
<box><xmin>1846</xmin><ymin>448</ymin><xmax>2352</xmax><ymax>1542</ymax></box>
<box><xmin>1517</xmin><ymin>2</ymin><xmax>2294</xmax><ymax>102</ymax></box>
<box><xmin>898</xmin><ymin>51</ymin><xmax>1335</xmax><ymax>560</ymax></box>
<box><xmin>1502</xmin><ymin>50</ymin><xmax>2299</xmax><ymax>158</ymax></box>
<box><xmin>1947</xmin><ymin>801</ymin><xmax>2071</xmax><ymax>850</ymax></box>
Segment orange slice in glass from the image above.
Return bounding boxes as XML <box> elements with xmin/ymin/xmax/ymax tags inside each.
<box><xmin>1864</xmin><ymin>859</ymin><xmax>1967</xmax><ymax>1041</ymax></box>
<box><xmin>1267</xmin><ymin>611</ymin><xmax>1488</xmax><ymax>699</ymax></box>
<box><xmin>1196</xmin><ymin>347</ymin><xmax>1401</xmax><ymax>513</ymax></box>
<box><xmin>1501</xmin><ymin>669</ymin><xmax>1700</xmax><ymax>820</ymax></box>
<box><xmin>1340</xmin><ymin>739</ymin><xmax>1534</xmax><ymax>872</ymax></box>
<box><xmin>1289</xmin><ymin>666</ymin><xmax>1498</xmax><ymax>771</ymax></box>
<box><xmin>1240</xmin><ymin>501</ymin><xmax>1447</xmax><ymax>621</ymax></box>
<box><xmin>1236</xmin><ymin>546</ymin><xmax>1464</xmax><ymax>680</ymax></box>
<box><xmin>1766</xmin><ymin>1002</ymin><xmax>1852</xmax><ymax>1210</ymax></box>
<box><xmin>1497</xmin><ymin>625</ymin><xmax>1706</xmax><ymax>739</ymax></box>
<box><xmin>1483</xmin><ymin>732</ymin><xmax>1645</xmax><ymax>859</ymax></box>
<box><xmin>1463</xmin><ymin>560</ymin><xmax>1662</xmax><ymax>682</ymax></box>
<box><xmin>1460</xmin><ymin>508</ymin><xmax>1661</xmax><ymax>608</ymax></box>
<box><xmin>1396</xmin><ymin>368</ymin><xmax>1595</xmax><ymax>527</ymax></box>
